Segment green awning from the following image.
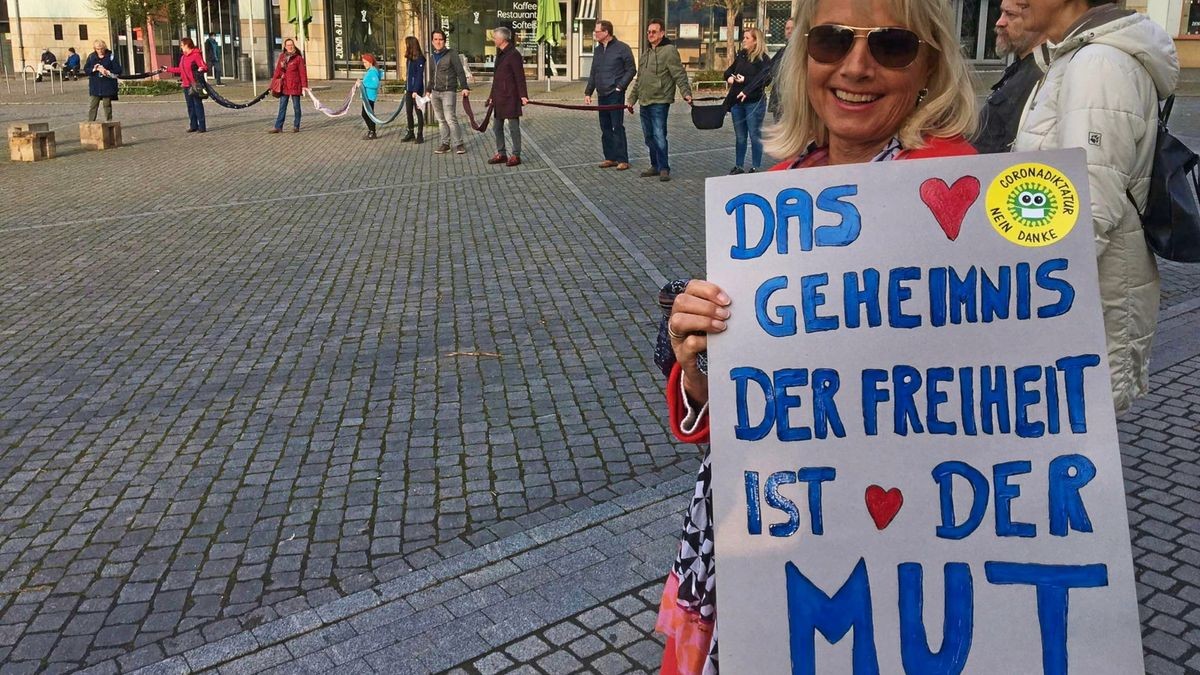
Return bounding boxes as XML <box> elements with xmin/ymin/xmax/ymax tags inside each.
<box><xmin>287</xmin><ymin>0</ymin><xmax>312</xmax><ymax>25</ymax></box>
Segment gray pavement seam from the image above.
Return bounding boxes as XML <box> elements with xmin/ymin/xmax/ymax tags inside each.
<box><xmin>1</xmin><ymin>168</ymin><xmax>555</xmax><ymax>234</ymax></box>
<box><xmin>524</xmin><ymin>131</ymin><xmax>670</xmax><ymax>289</ymax></box>
<box><xmin>122</xmin><ymin>474</ymin><xmax>693</xmax><ymax>675</ymax></box>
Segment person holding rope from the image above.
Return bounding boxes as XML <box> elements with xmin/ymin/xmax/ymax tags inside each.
<box><xmin>629</xmin><ymin>19</ymin><xmax>691</xmax><ymax>182</ymax></box>
<box><xmin>427</xmin><ymin>30</ymin><xmax>470</xmax><ymax>155</ymax></box>
<box><xmin>402</xmin><ymin>36</ymin><xmax>427</xmax><ymax>144</ymax></box>
<box><xmin>724</xmin><ymin>27</ymin><xmax>771</xmax><ymax>174</ymax></box>
<box><xmin>166</xmin><ymin>38</ymin><xmax>209</xmax><ymax>133</ymax></box>
<box><xmin>361</xmin><ymin>53</ymin><xmax>382</xmax><ymax>140</ymax></box>
<box><xmin>84</xmin><ymin>41</ymin><xmax>122</xmax><ymax>122</ymax></box>
<box><xmin>270</xmin><ymin>39</ymin><xmax>308</xmax><ymax>133</ymax></box>
<box><xmin>486</xmin><ymin>27</ymin><xmax>528</xmax><ymax>167</ymax></box>
<box><xmin>584</xmin><ymin>20</ymin><xmax>636</xmax><ymax>171</ymax></box>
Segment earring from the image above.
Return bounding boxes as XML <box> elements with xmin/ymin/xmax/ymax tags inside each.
<box><xmin>916</xmin><ymin>88</ymin><xmax>929</xmax><ymax>106</ymax></box>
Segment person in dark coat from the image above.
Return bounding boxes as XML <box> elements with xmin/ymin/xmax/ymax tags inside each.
<box><xmin>270</xmin><ymin>39</ymin><xmax>309</xmax><ymax>133</ymax></box>
<box><xmin>723</xmin><ymin>28</ymin><xmax>771</xmax><ymax>174</ymax></box>
<box><xmin>584</xmin><ymin>20</ymin><xmax>636</xmax><ymax>169</ymax></box>
<box><xmin>36</xmin><ymin>48</ymin><xmax>56</xmax><ymax>81</ymax></box>
<box><xmin>204</xmin><ymin>33</ymin><xmax>223</xmax><ymax>85</ymax></box>
<box><xmin>486</xmin><ymin>27</ymin><xmax>528</xmax><ymax>167</ymax></box>
<box><xmin>973</xmin><ymin>0</ymin><xmax>1045</xmax><ymax>153</ymax></box>
<box><xmin>84</xmin><ymin>41</ymin><xmax>122</xmax><ymax>121</ymax></box>
<box><xmin>402</xmin><ymin>36</ymin><xmax>427</xmax><ymax>143</ymax></box>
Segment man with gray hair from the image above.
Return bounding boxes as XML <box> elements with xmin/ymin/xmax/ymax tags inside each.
<box><xmin>486</xmin><ymin>26</ymin><xmax>528</xmax><ymax>167</ymax></box>
<box><xmin>584</xmin><ymin>20</ymin><xmax>636</xmax><ymax>170</ymax></box>
<box><xmin>973</xmin><ymin>0</ymin><xmax>1045</xmax><ymax>153</ymax></box>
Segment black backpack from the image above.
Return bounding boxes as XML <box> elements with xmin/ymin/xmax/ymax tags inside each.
<box><xmin>1129</xmin><ymin>95</ymin><xmax>1200</xmax><ymax>262</ymax></box>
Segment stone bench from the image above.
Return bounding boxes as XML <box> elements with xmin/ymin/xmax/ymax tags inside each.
<box><xmin>9</xmin><ymin>129</ymin><xmax>56</xmax><ymax>162</ymax></box>
<box><xmin>80</xmin><ymin>121</ymin><xmax>122</xmax><ymax>150</ymax></box>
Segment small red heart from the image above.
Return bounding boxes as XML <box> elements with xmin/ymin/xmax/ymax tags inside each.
<box><xmin>865</xmin><ymin>485</ymin><xmax>904</xmax><ymax>530</ymax></box>
<box><xmin>919</xmin><ymin>176</ymin><xmax>980</xmax><ymax>241</ymax></box>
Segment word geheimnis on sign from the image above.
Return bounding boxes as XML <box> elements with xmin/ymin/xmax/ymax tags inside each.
<box><xmin>704</xmin><ymin>149</ymin><xmax>1142</xmax><ymax>674</ymax></box>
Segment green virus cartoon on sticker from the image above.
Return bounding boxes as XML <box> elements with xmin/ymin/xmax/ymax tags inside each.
<box><xmin>1006</xmin><ymin>182</ymin><xmax>1058</xmax><ymax>227</ymax></box>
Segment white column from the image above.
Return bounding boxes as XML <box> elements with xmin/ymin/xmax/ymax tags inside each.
<box><xmin>1146</xmin><ymin>0</ymin><xmax>1184</xmax><ymax>36</ymax></box>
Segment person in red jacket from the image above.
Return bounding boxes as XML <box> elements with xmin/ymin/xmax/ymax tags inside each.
<box><xmin>270</xmin><ymin>39</ymin><xmax>309</xmax><ymax>133</ymax></box>
<box><xmin>166</xmin><ymin>37</ymin><xmax>209</xmax><ymax>133</ymax></box>
<box><xmin>654</xmin><ymin>0</ymin><xmax>979</xmax><ymax>672</ymax></box>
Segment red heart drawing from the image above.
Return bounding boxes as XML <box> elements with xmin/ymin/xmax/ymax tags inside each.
<box><xmin>865</xmin><ymin>485</ymin><xmax>904</xmax><ymax>530</ymax></box>
<box><xmin>919</xmin><ymin>176</ymin><xmax>980</xmax><ymax>241</ymax></box>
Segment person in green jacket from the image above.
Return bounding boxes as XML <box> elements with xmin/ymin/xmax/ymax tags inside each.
<box><xmin>629</xmin><ymin>19</ymin><xmax>692</xmax><ymax>182</ymax></box>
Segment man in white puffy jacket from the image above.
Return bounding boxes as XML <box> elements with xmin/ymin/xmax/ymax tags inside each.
<box><xmin>1015</xmin><ymin>0</ymin><xmax>1179</xmax><ymax>413</ymax></box>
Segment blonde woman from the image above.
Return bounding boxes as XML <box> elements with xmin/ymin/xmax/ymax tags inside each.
<box><xmin>658</xmin><ymin>0</ymin><xmax>977</xmax><ymax>672</ymax></box>
<box><xmin>723</xmin><ymin>27</ymin><xmax>770</xmax><ymax>173</ymax></box>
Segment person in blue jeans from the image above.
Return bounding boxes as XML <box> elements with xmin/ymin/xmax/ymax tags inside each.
<box><xmin>629</xmin><ymin>19</ymin><xmax>692</xmax><ymax>181</ymax></box>
<box><xmin>584</xmin><ymin>20</ymin><xmax>636</xmax><ymax>170</ymax></box>
<box><xmin>724</xmin><ymin>27</ymin><xmax>771</xmax><ymax>174</ymax></box>
<box><xmin>269</xmin><ymin>39</ymin><xmax>307</xmax><ymax>133</ymax></box>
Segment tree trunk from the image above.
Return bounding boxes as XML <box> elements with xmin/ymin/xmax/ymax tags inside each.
<box><xmin>724</xmin><ymin>1</ymin><xmax>738</xmax><ymax>67</ymax></box>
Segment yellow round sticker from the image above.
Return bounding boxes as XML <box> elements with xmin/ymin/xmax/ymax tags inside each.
<box><xmin>985</xmin><ymin>163</ymin><xmax>1079</xmax><ymax>247</ymax></box>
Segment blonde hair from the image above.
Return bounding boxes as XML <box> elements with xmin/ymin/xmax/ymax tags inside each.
<box><xmin>766</xmin><ymin>0</ymin><xmax>977</xmax><ymax>160</ymax></box>
<box><xmin>744</xmin><ymin>27</ymin><xmax>768</xmax><ymax>63</ymax></box>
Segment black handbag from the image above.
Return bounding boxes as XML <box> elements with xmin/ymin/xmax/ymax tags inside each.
<box><xmin>690</xmin><ymin>101</ymin><xmax>727</xmax><ymax>130</ymax></box>
<box><xmin>1130</xmin><ymin>96</ymin><xmax>1200</xmax><ymax>262</ymax></box>
<box><xmin>189</xmin><ymin>64</ymin><xmax>208</xmax><ymax>99</ymax></box>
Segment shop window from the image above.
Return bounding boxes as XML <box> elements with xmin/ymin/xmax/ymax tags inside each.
<box><xmin>54</xmin><ymin>24</ymin><xmax>63</xmax><ymax>41</ymax></box>
<box><xmin>1189</xmin><ymin>0</ymin><xmax>1200</xmax><ymax>35</ymax></box>
<box><xmin>79</xmin><ymin>25</ymin><xmax>89</xmax><ymax>40</ymax></box>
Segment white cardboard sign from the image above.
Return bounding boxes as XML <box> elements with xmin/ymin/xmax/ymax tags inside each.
<box><xmin>704</xmin><ymin>150</ymin><xmax>1143</xmax><ymax>674</ymax></box>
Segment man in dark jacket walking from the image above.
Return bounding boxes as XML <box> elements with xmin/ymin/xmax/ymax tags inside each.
<box><xmin>487</xmin><ymin>27</ymin><xmax>528</xmax><ymax>167</ymax></box>
<box><xmin>973</xmin><ymin>0</ymin><xmax>1045</xmax><ymax>153</ymax></box>
<box><xmin>427</xmin><ymin>30</ymin><xmax>471</xmax><ymax>155</ymax></box>
<box><xmin>584</xmin><ymin>20</ymin><xmax>636</xmax><ymax>170</ymax></box>
<box><xmin>204</xmin><ymin>33</ymin><xmax>223</xmax><ymax>85</ymax></box>
<box><xmin>84</xmin><ymin>41</ymin><xmax>122</xmax><ymax>121</ymax></box>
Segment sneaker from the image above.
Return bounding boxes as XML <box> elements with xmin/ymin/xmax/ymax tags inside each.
<box><xmin>363</xmin><ymin>131</ymin><xmax>377</xmax><ymax>140</ymax></box>
<box><xmin>640</xmin><ymin>168</ymin><xmax>660</xmax><ymax>178</ymax></box>
<box><xmin>506</xmin><ymin>156</ymin><xmax>521</xmax><ymax>167</ymax></box>
<box><xmin>729</xmin><ymin>167</ymin><xmax>745</xmax><ymax>175</ymax></box>
<box><xmin>488</xmin><ymin>153</ymin><xmax>508</xmax><ymax>164</ymax></box>
<box><xmin>401</xmin><ymin>132</ymin><xmax>416</xmax><ymax>143</ymax></box>
<box><xmin>292</xmin><ymin>127</ymin><xmax>299</xmax><ymax>133</ymax></box>
<box><xmin>598</xmin><ymin>160</ymin><xmax>617</xmax><ymax>168</ymax></box>
<box><xmin>434</xmin><ymin>144</ymin><xmax>451</xmax><ymax>154</ymax></box>
<box><xmin>616</xmin><ymin>162</ymin><xmax>631</xmax><ymax>171</ymax></box>
<box><xmin>748</xmin><ymin>168</ymin><xmax>758</xmax><ymax>173</ymax></box>
<box><xmin>455</xmin><ymin>144</ymin><xmax>467</xmax><ymax>154</ymax></box>
<box><xmin>659</xmin><ymin>171</ymin><xmax>671</xmax><ymax>182</ymax></box>
<box><xmin>268</xmin><ymin>128</ymin><xmax>281</xmax><ymax>134</ymax></box>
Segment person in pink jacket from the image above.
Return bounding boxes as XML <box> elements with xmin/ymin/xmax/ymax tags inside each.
<box><xmin>270</xmin><ymin>39</ymin><xmax>309</xmax><ymax>133</ymax></box>
<box><xmin>166</xmin><ymin>37</ymin><xmax>209</xmax><ymax>133</ymax></box>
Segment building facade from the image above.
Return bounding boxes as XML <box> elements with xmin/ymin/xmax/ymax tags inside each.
<box><xmin>5</xmin><ymin>0</ymin><xmax>1200</xmax><ymax>81</ymax></box>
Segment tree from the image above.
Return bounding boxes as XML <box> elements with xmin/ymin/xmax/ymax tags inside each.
<box><xmin>693</xmin><ymin>0</ymin><xmax>743</xmax><ymax>68</ymax></box>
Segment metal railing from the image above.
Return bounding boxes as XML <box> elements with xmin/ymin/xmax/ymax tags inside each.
<box><xmin>20</xmin><ymin>64</ymin><xmax>37</xmax><ymax>95</ymax></box>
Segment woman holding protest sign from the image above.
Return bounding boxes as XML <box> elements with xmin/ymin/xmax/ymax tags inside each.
<box><xmin>654</xmin><ymin>0</ymin><xmax>976</xmax><ymax>672</ymax></box>
<box><xmin>1013</xmin><ymin>0</ymin><xmax>1178</xmax><ymax>413</ymax></box>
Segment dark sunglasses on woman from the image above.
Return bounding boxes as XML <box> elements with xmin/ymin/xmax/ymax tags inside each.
<box><xmin>805</xmin><ymin>24</ymin><xmax>924</xmax><ymax>69</ymax></box>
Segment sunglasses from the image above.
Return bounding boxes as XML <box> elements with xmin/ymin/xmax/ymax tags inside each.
<box><xmin>805</xmin><ymin>24</ymin><xmax>923</xmax><ymax>69</ymax></box>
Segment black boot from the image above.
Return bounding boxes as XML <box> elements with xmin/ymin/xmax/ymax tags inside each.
<box><xmin>415</xmin><ymin>129</ymin><xmax>424</xmax><ymax>144</ymax></box>
<box><xmin>401</xmin><ymin>129</ymin><xmax>415</xmax><ymax>142</ymax></box>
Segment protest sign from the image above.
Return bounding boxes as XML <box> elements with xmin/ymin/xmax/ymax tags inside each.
<box><xmin>704</xmin><ymin>149</ymin><xmax>1143</xmax><ymax>674</ymax></box>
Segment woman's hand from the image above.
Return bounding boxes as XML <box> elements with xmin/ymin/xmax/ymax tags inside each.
<box><xmin>736</xmin><ymin>92</ymin><xmax>746</xmax><ymax>102</ymax></box>
<box><xmin>668</xmin><ymin>280</ymin><xmax>731</xmax><ymax>407</ymax></box>
<box><xmin>726</xmin><ymin>75</ymin><xmax>735</xmax><ymax>85</ymax></box>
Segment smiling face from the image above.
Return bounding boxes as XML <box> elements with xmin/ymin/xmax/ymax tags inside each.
<box><xmin>805</xmin><ymin>0</ymin><xmax>933</xmax><ymax>161</ymax></box>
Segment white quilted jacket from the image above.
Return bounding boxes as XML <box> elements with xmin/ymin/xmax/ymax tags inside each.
<box><xmin>1014</xmin><ymin>6</ymin><xmax>1179</xmax><ymax>413</ymax></box>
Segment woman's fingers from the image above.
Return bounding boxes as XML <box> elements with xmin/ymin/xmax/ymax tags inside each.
<box><xmin>681</xmin><ymin>280</ymin><xmax>731</xmax><ymax>306</ymax></box>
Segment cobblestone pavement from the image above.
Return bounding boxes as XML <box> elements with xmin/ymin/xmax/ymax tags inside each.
<box><xmin>1</xmin><ymin>82</ymin><xmax>1200</xmax><ymax>674</ymax></box>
